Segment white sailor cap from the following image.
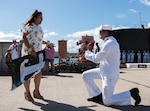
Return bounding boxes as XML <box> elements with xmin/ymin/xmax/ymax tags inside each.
<box><xmin>12</xmin><ymin>39</ymin><xmax>17</xmax><ymax>42</ymax></box>
<box><xmin>100</xmin><ymin>25</ymin><xmax>112</xmax><ymax>31</ymax></box>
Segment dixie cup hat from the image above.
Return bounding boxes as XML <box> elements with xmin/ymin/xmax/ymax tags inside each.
<box><xmin>100</xmin><ymin>25</ymin><xmax>112</xmax><ymax>31</ymax></box>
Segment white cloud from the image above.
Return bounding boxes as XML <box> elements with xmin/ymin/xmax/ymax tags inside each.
<box><xmin>113</xmin><ymin>26</ymin><xmax>131</xmax><ymax>30</ymax></box>
<box><xmin>67</xmin><ymin>39</ymin><xmax>79</xmax><ymax>53</ymax></box>
<box><xmin>67</xmin><ymin>27</ymin><xmax>100</xmax><ymax>39</ymax></box>
<box><xmin>148</xmin><ymin>22</ymin><xmax>150</xmax><ymax>27</ymax></box>
<box><xmin>129</xmin><ymin>0</ymin><xmax>150</xmax><ymax>6</ymax></box>
<box><xmin>128</xmin><ymin>0</ymin><xmax>137</xmax><ymax>3</ymax></box>
<box><xmin>0</xmin><ymin>31</ymin><xmax>22</xmax><ymax>41</ymax></box>
<box><xmin>128</xmin><ymin>8</ymin><xmax>139</xmax><ymax>14</ymax></box>
<box><xmin>0</xmin><ymin>30</ymin><xmax>59</xmax><ymax>42</ymax></box>
<box><xmin>44</xmin><ymin>31</ymin><xmax>59</xmax><ymax>38</ymax></box>
<box><xmin>116</xmin><ymin>14</ymin><xmax>126</xmax><ymax>18</ymax></box>
<box><xmin>0</xmin><ymin>32</ymin><xmax>13</xmax><ymax>38</ymax></box>
<box><xmin>49</xmin><ymin>32</ymin><xmax>58</xmax><ymax>36</ymax></box>
<box><xmin>140</xmin><ymin>0</ymin><xmax>150</xmax><ymax>6</ymax></box>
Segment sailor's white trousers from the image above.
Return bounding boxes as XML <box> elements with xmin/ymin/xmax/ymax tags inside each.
<box><xmin>82</xmin><ymin>68</ymin><xmax>131</xmax><ymax>106</ymax></box>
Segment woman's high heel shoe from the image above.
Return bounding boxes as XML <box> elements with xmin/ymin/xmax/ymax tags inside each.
<box><xmin>33</xmin><ymin>90</ymin><xmax>44</xmax><ymax>99</ymax></box>
<box><xmin>24</xmin><ymin>92</ymin><xmax>34</xmax><ymax>102</ymax></box>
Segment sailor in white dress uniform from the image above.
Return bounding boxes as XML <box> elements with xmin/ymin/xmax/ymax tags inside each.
<box><xmin>82</xmin><ymin>25</ymin><xmax>141</xmax><ymax>106</ymax></box>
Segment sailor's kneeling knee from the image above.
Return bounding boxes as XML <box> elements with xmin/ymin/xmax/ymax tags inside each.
<box><xmin>103</xmin><ymin>99</ymin><xmax>112</xmax><ymax>106</ymax></box>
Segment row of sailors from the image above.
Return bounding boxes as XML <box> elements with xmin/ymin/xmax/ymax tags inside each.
<box><xmin>121</xmin><ymin>50</ymin><xmax>150</xmax><ymax>63</ymax></box>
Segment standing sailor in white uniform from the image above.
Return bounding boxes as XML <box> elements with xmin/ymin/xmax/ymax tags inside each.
<box><xmin>130</xmin><ymin>50</ymin><xmax>135</xmax><ymax>63</ymax></box>
<box><xmin>137</xmin><ymin>50</ymin><xmax>141</xmax><ymax>63</ymax></box>
<box><xmin>8</xmin><ymin>39</ymin><xmax>20</xmax><ymax>60</ymax></box>
<box><xmin>127</xmin><ymin>50</ymin><xmax>131</xmax><ymax>63</ymax></box>
<box><xmin>143</xmin><ymin>50</ymin><xmax>147</xmax><ymax>63</ymax></box>
<box><xmin>82</xmin><ymin>25</ymin><xmax>141</xmax><ymax>106</ymax></box>
<box><xmin>121</xmin><ymin>50</ymin><xmax>126</xmax><ymax>63</ymax></box>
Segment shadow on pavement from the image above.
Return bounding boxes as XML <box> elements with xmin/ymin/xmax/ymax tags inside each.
<box><xmin>22</xmin><ymin>99</ymin><xmax>97</xmax><ymax>111</ymax></box>
<box><xmin>91</xmin><ymin>101</ymin><xmax>150</xmax><ymax>111</ymax></box>
<box><xmin>42</xmin><ymin>74</ymin><xmax>74</xmax><ymax>78</ymax></box>
<box><xmin>111</xmin><ymin>105</ymin><xmax>150</xmax><ymax>111</ymax></box>
<box><xmin>18</xmin><ymin>108</ymin><xmax>37</xmax><ymax>111</ymax></box>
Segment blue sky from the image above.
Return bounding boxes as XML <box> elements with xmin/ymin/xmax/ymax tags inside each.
<box><xmin>0</xmin><ymin>0</ymin><xmax>150</xmax><ymax>53</ymax></box>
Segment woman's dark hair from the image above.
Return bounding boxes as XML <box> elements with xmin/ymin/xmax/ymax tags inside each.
<box><xmin>24</xmin><ymin>10</ymin><xmax>42</xmax><ymax>26</ymax></box>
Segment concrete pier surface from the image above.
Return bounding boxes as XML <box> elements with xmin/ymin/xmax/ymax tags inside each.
<box><xmin>0</xmin><ymin>68</ymin><xmax>150</xmax><ymax>111</ymax></box>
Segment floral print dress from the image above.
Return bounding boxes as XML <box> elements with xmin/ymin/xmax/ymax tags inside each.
<box><xmin>21</xmin><ymin>23</ymin><xmax>44</xmax><ymax>56</ymax></box>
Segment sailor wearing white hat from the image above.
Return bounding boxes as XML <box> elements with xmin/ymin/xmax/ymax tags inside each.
<box><xmin>8</xmin><ymin>39</ymin><xmax>19</xmax><ymax>60</ymax></box>
<box><xmin>82</xmin><ymin>25</ymin><xmax>141</xmax><ymax>106</ymax></box>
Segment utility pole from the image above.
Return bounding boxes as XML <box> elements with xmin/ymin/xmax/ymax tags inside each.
<box><xmin>138</xmin><ymin>12</ymin><xmax>142</xmax><ymax>28</ymax></box>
